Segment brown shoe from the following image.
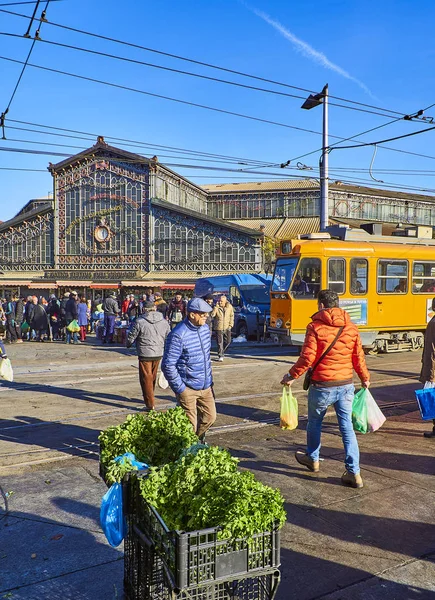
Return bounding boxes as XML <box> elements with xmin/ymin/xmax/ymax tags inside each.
<box><xmin>341</xmin><ymin>471</ymin><xmax>363</xmax><ymax>488</ymax></box>
<box><xmin>295</xmin><ymin>450</ymin><xmax>320</xmax><ymax>472</ymax></box>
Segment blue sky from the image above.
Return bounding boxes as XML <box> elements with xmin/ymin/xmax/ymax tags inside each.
<box><xmin>1</xmin><ymin>0</ymin><xmax>435</xmax><ymax>220</ymax></box>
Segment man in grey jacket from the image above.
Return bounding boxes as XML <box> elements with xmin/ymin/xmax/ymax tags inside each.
<box><xmin>127</xmin><ymin>301</ymin><xmax>170</xmax><ymax>409</ymax></box>
<box><xmin>102</xmin><ymin>292</ymin><xmax>120</xmax><ymax>344</ymax></box>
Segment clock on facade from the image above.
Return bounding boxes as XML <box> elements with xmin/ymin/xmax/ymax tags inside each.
<box><xmin>94</xmin><ymin>225</ymin><xmax>111</xmax><ymax>243</ymax></box>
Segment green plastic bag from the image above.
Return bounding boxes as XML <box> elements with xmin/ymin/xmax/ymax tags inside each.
<box><xmin>21</xmin><ymin>321</ymin><xmax>30</xmax><ymax>333</ymax></box>
<box><xmin>67</xmin><ymin>319</ymin><xmax>80</xmax><ymax>333</ymax></box>
<box><xmin>280</xmin><ymin>387</ymin><xmax>298</xmax><ymax>430</ymax></box>
<box><xmin>352</xmin><ymin>388</ymin><xmax>369</xmax><ymax>434</ymax></box>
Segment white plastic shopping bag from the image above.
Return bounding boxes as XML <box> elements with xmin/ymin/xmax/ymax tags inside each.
<box><xmin>158</xmin><ymin>371</ymin><xmax>169</xmax><ymax>390</ymax></box>
<box><xmin>365</xmin><ymin>389</ymin><xmax>386</xmax><ymax>432</ymax></box>
<box><xmin>0</xmin><ymin>358</ymin><xmax>13</xmax><ymax>382</ymax></box>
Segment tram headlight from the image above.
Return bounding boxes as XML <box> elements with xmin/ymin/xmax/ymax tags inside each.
<box><xmin>276</xmin><ymin>318</ymin><xmax>283</xmax><ymax>328</ymax></box>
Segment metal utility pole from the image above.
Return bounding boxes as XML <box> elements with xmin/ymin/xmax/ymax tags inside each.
<box><xmin>302</xmin><ymin>84</ymin><xmax>329</xmax><ymax>231</ymax></box>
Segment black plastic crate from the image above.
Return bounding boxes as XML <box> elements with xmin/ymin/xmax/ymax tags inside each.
<box><xmin>124</xmin><ymin>517</ymin><xmax>280</xmax><ymax>600</ymax></box>
<box><xmin>124</xmin><ymin>473</ymin><xmax>281</xmax><ymax>591</ymax></box>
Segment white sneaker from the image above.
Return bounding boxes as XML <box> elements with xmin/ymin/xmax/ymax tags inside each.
<box><xmin>218</xmin><ymin>357</ymin><xmax>224</xmax><ymax>362</ymax></box>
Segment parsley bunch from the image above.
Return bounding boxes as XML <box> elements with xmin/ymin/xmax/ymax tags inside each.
<box><xmin>139</xmin><ymin>446</ymin><xmax>286</xmax><ymax>539</ymax></box>
<box><xmin>99</xmin><ymin>408</ymin><xmax>198</xmax><ymax>483</ymax></box>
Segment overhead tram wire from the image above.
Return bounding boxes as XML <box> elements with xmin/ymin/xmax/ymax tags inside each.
<box><xmin>4</xmin><ymin>121</ymin><xmax>274</xmax><ymax>166</ymax></box>
<box><xmin>0</xmin><ymin>7</ymin><xmax>412</xmax><ymax>119</ymax></box>
<box><xmin>0</xmin><ymin>32</ymin><xmax>399</xmax><ymax>120</ymax></box>
<box><xmin>0</xmin><ymin>55</ymin><xmax>358</xmax><ymax>139</ymax></box>
<box><xmin>0</xmin><ymin>9</ymin><xmax>426</xmax><ymax>120</ymax></box>
<box><xmin>0</xmin><ymin>0</ymin><xmax>61</xmax><ymax>5</ymax></box>
<box><xmin>4</xmin><ymin>144</ymin><xmax>435</xmax><ymax>196</ymax></box>
<box><xmin>0</xmin><ymin>0</ymin><xmax>51</xmax><ymax>135</ymax></box>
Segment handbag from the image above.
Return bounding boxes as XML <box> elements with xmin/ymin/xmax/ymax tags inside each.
<box><xmin>303</xmin><ymin>326</ymin><xmax>345</xmax><ymax>391</ymax></box>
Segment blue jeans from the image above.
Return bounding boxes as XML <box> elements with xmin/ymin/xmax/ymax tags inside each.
<box><xmin>103</xmin><ymin>314</ymin><xmax>116</xmax><ymax>342</ymax></box>
<box><xmin>306</xmin><ymin>383</ymin><xmax>360</xmax><ymax>474</ymax></box>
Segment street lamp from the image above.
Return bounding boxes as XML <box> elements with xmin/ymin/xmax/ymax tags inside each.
<box><xmin>301</xmin><ymin>84</ymin><xmax>329</xmax><ymax>231</ymax></box>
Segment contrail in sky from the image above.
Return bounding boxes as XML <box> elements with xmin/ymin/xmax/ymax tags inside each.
<box><xmin>251</xmin><ymin>7</ymin><xmax>374</xmax><ymax>98</ymax></box>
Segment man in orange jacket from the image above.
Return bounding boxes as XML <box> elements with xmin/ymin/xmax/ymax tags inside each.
<box><xmin>281</xmin><ymin>289</ymin><xmax>370</xmax><ymax>489</ymax></box>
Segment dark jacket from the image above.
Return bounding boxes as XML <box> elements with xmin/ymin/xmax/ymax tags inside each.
<box><xmin>15</xmin><ymin>299</ymin><xmax>24</xmax><ymax>324</ymax></box>
<box><xmin>103</xmin><ymin>296</ymin><xmax>120</xmax><ymax>316</ymax></box>
<box><xmin>127</xmin><ymin>311</ymin><xmax>170</xmax><ymax>359</ymax></box>
<box><xmin>155</xmin><ymin>298</ymin><xmax>168</xmax><ymax>318</ymax></box>
<box><xmin>29</xmin><ymin>304</ymin><xmax>49</xmax><ymax>331</ymax></box>
<box><xmin>162</xmin><ymin>318</ymin><xmax>212</xmax><ymax>394</ymax></box>
<box><xmin>4</xmin><ymin>301</ymin><xmax>15</xmax><ymax>323</ymax></box>
<box><xmin>420</xmin><ymin>316</ymin><xmax>435</xmax><ymax>383</ymax></box>
<box><xmin>25</xmin><ymin>301</ymin><xmax>35</xmax><ymax>324</ymax></box>
<box><xmin>65</xmin><ymin>297</ymin><xmax>78</xmax><ymax>321</ymax></box>
<box><xmin>167</xmin><ymin>298</ymin><xmax>186</xmax><ymax>323</ymax></box>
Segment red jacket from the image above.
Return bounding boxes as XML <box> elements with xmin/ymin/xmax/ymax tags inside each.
<box><xmin>289</xmin><ymin>307</ymin><xmax>370</xmax><ymax>385</ymax></box>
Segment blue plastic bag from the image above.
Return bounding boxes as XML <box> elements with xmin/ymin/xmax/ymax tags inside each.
<box><xmin>113</xmin><ymin>452</ymin><xmax>148</xmax><ymax>470</ymax></box>
<box><xmin>415</xmin><ymin>387</ymin><xmax>435</xmax><ymax>420</ymax></box>
<box><xmin>100</xmin><ymin>483</ymin><xmax>125</xmax><ymax>547</ymax></box>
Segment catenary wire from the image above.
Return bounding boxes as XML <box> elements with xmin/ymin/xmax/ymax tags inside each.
<box><xmin>0</xmin><ymin>7</ymin><xmax>414</xmax><ymax>119</ymax></box>
<box><xmin>0</xmin><ymin>32</ymin><xmax>401</xmax><ymax>120</ymax></box>
<box><xmin>3</xmin><ymin>144</ymin><xmax>435</xmax><ymax>196</ymax></box>
<box><xmin>0</xmin><ymin>55</ymin><xmax>356</xmax><ymax>138</ymax></box>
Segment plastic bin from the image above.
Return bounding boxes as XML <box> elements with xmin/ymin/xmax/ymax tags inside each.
<box><xmin>124</xmin><ymin>473</ymin><xmax>281</xmax><ymax>592</ymax></box>
<box><xmin>124</xmin><ymin>514</ymin><xmax>280</xmax><ymax>600</ymax></box>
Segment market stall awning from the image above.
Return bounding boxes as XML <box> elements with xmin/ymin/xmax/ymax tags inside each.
<box><xmin>0</xmin><ymin>280</ymin><xmax>32</xmax><ymax>286</ymax></box>
<box><xmin>120</xmin><ymin>280</ymin><xmax>164</xmax><ymax>287</ymax></box>
<box><xmin>160</xmin><ymin>283</ymin><xmax>195</xmax><ymax>290</ymax></box>
<box><xmin>28</xmin><ymin>282</ymin><xmax>57</xmax><ymax>288</ymax></box>
<box><xmin>90</xmin><ymin>283</ymin><xmax>120</xmax><ymax>289</ymax></box>
<box><xmin>55</xmin><ymin>281</ymin><xmax>93</xmax><ymax>287</ymax></box>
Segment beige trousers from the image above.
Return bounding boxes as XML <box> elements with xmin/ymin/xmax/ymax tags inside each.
<box><xmin>177</xmin><ymin>386</ymin><xmax>216</xmax><ymax>439</ymax></box>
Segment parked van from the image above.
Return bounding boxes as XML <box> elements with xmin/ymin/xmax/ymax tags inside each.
<box><xmin>194</xmin><ymin>274</ymin><xmax>272</xmax><ymax>337</ymax></box>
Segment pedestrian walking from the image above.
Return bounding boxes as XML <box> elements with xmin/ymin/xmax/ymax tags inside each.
<box><xmin>162</xmin><ymin>297</ymin><xmax>215</xmax><ymax>441</ymax></box>
<box><xmin>3</xmin><ymin>294</ymin><xmax>17</xmax><ymax>344</ymax></box>
<box><xmin>167</xmin><ymin>292</ymin><xmax>187</xmax><ymax>330</ymax></box>
<box><xmin>127</xmin><ymin>295</ymin><xmax>139</xmax><ymax>323</ymax></box>
<box><xmin>419</xmin><ymin>296</ymin><xmax>435</xmax><ymax>439</ymax></box>
<box><xmin>24</xmin><ymin>295</ymin><xmax>36</xmax><ymax>341</ymax></box>
<box><xmin>127</xmin><ymin>300</ymin><xmax>170</xmax><ymax>410</ymax></box>
<box><xmin>13</xmin><ymin>295</ymin><xmax>24</xmax><ymax>343</ymax></box>
<box><xmin>102</xmin><ymin>291</ymin><xmax>120</xmax><ymax>344</ymax></box>
<box><xmin>211</xmin><ymin>295</ymin><xmax>234</xmax><ymax>361</ymax></box>
<box><xmin>47</xmin><ymin>295</ymin><xmax>61</xmax><ymax>340</ymax></box>
<box><xmin>77</xmin><ymin>297</ymin><xmax>89</xmax><ymax>342</ymax></box>
<box><xmin>154</xmin><ymin>292</ymin><xmax>168</xmax><ymax>318</ymax></box>
<box><xmin>121</xmin><ymin>295</ymin><xmax>130</xmax><ymax>319</ymax></box>
<box><xmin>65</xmin><ymin>291</ymin><xmax>79</xmax><ymax>344</ymax></box>
<box><xmin>29</xmin><ymin>297</ymin><xmax>49</xmax><ymax>342</ymax></box>
<box><xmin>281</xmin><ymin>289</ymin><xmax>370</xmax><ymax>489</ymax></box>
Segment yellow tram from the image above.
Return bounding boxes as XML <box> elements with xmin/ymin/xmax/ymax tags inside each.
<box><xmin>268</xmin><ymin>226</ymin><xmax>435</xmax><ymax>353</ymax></box>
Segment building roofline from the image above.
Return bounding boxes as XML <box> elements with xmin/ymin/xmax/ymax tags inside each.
<box><xmin>0</xmin><ymin>204</ymin><xmax>53</xmax><ymax>233</ymax></box>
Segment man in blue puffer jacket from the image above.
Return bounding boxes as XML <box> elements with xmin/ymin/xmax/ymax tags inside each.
<box><xmin>162</xmin><ymin>297</ymin><xmax>215</xmax><ymax>440</ymax></box>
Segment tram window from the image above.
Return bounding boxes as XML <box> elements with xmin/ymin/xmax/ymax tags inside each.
<box><xmin>292</xmin><ymin>258</ymin><xmax>321</xmax><ymax>299</ymax></box>
<box><xmin>350</xmin><ymin>258</ymin><xmax>368</xmax><ymax>294</ymax></box>
<box><xmin>412</xmin><ymin>261</ymin><xmax>435</xmax><ymax>293</ymax></box>
<box><xmin>377</xmin><ymin>260</ymin><xmax>408</xmax><ymax>294</ymax></box>
<box><xmin>272</xmin><ymin>257</ymin><xmax>298</xmax><ymax>292</ymax></box>
<box><xmin>328</xmin><ymin>258</ymin><xmax>346</xmax><ymax>295</ymax></box>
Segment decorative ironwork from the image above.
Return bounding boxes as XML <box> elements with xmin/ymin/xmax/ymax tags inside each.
<box><xmin>54</xmin><ymin>155</ymin><xmax>150</xmax><ymax>270</ymax></box>
<box><xmin>0</xmin><ymin>212</ymin><xmax>54</xmax><ymax>271</ymax></box>
<box><xmin>152</xmin><ymin>205</ymin><xmax>259</xmax><ymax>272</ymax></box>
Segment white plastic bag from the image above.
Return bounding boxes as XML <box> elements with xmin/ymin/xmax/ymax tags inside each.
<box><xmin>365</xmin><ymin>389</ymin><xmax>386</xmax><ymax>432</ymax></box>
<box><xmin>424</xmin><ymin>381</ymin><xmax>435</xmax><ymax>389</ymax></box>
<box><xmin>0</xmin><ymin>358</ymin><xmax>13</xmax><ymax>382</ymax></box>
<box><xmin>158</xmin><ymin>371</ymin><xmax>169</xmax><ymax>389</ymax></box>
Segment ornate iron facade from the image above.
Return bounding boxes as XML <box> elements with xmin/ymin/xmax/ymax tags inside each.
<box><xmin>0</xmin><ymin>211</ymin><xmax>54</xmax><ymax>271</ymax></box>
<box><xmin>151</xmin><ymin>205</ymin><xmax>259</xmax><ymax>272</ymax></box>
<box><xmin>208</xmin><ymin>187</ymin><xmax>435</xmax><ymax>226</ymax></box>
<box><xmin>54</xmin><ymin>156</ymin><xmax>149</xmax><ymax>270</ymax></box>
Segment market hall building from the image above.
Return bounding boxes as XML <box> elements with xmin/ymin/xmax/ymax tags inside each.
<box><xmin>0</xmin><ymin>137</ymin><xmax>262</xmax><ymax>298</ymax></box>
<box><xmin>2</xmin><ymin>136</ymin><xmax>435</xmax><ymax>298</ymax></box>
